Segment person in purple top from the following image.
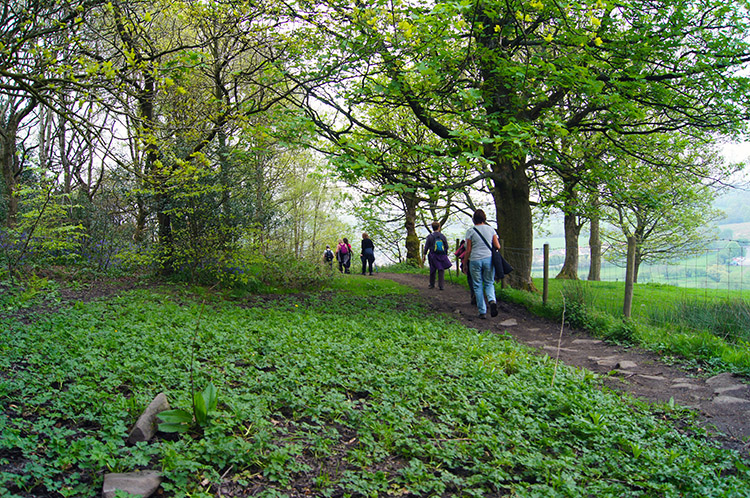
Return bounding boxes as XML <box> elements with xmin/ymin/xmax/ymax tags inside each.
<box><xmin>423</xmin><ymin>221</ymin><xmax>452</xmax><ymax>290</ymax></box>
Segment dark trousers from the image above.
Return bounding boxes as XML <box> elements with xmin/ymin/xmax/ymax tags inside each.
<box><xmin>361</xmin><ymin>251</ymin><xmax>374</xmax><ymax>274</ymax></box>
<box><xmin>429</xmin><ymin>266</ymin><xmax>445</xmax><ymax>289</ymax></box>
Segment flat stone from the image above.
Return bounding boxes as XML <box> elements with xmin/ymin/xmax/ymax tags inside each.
<box><xmin>127</xmin><ymin>392</ymin><xmax>170</xmax><ymax>444</ymax></box>
<box><xmin>102</xmin><ymin>471</ymin><xmax>162</xmax><ymax>498</ymax></box>
<box><xmin>572</xmin><ymin>339</ymin><xmax>603</xmax><ymax>345</ymax></box>
<box><xmin>543</xmin><ymin>346</ymin><xmax>578</xmax><ymax>353</ymax></box>
<box><xmin>672</xmin><ymin>383</ymin><xmax>702</xmax><ymax>390</ymax></box>
<box><xmin>589</xmin><ymin>356</ymin><xmax>619</xmax><ymax>368</ymax></box>
<box><xmin>714</xmin><ymin>385</ymin><xmax>750</xmax><ymax>396</ymax></box>
<box><xmin>672</xmin><ymin>378</ymin><xmax>694</xmax><ymax>384</ymax></box>
<box><xmin>499</xmin><ymin>319</ymin><xmax>518</xmax><ymax>327</ymax></box>
<box><xmin>706</xmin><ymin>373</ymin><xmax>743</xmax><ymax>388</ymax></box>
<box><xmin>713</xmin><ymin>395</ymin><xmax>750</xmax><ymax>406</ymax></box>
<box><xmin>617</xmin><ymin>361</ymin><xmax>638</xmax><ymax>370</ymax></box>
<box><xmin>637</xmin><ymin>374</ymin><xmax>666</xmax><ymax>382</ymax></box>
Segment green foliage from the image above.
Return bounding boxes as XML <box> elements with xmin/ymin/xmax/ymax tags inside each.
<box><xmin>2</xmin><ymin>281</ymin><xmax>749</xmax><ymax>496</ymax></box>
<box><xmin>158</xmin><ymin>383</ymin><xmax>218</xmax><ymax>433</ymax></box>
<box><xmin>1</xmin><ymin>180</ymin><xmax>83</xmax><ymax>281</ymax></box>
<box><xmin>501</xmin><ymin>279</ymin><xmax>750</xmax><ymax>375</ymax></box>
<box><xmin>652</xmin><ymin>298</ymin><xmax>750</xmax><ymax>344</ymax></box>
<box><xmin>379</xmin><ymin>261</ymin><xmax>429</xmax><ymax>274</ymax></box>
<box><xmin>254</xmin><ymin>253</ymin><xmax>330</xmax><ymax>292</ymax></box>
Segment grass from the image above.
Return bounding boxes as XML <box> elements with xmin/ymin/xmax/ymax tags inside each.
<box><xmin>497</xmin><ymin>278</ymin><xmax>750</xmax><ymax>376</ymax></box>
<box><xmin>1</xmin><ymin>278</ymin><xmax>749</xmax><ymax>497</ymax></box>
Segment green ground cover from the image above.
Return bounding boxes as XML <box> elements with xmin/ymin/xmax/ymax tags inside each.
<box><xmin>1</xmin><ymin>277</ymin><xmax>749</xmax><ymax>497</ymax></box>
<box><xmin>497</xmin><ymin>278</ymin><xmax>750</xmax><ymax>376</ymax></box>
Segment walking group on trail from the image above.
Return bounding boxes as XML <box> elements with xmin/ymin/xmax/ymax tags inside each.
<box><xmin>425</xmin><ymin>209</ymin><xmax>511</xmax><ymax>320</ymax></box>
<box><xmin>323</xmin><ymin>233</ymin><xmax>376</xmax><ymax>275</ymax></box>
<box><xmin>323</xmin><ymin>210</ymin><xmax>510</xmax><ymax>320</ymax></box>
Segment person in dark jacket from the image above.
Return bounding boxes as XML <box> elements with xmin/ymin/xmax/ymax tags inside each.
<box><xmin>360</xmin><ymin>233</ymin><xmax>375</xmax><ymax>275</ymax></box>
<box><xmin>423</xmin><ymin>221</ymin><xmax>452</xmax><ymax>290</ymax></box>
<box><xmin>454</xmin><ymin>239</ymin><xmax>476</xmax><ymax>305</ymax></box>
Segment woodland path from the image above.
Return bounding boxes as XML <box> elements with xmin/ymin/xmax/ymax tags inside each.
<box><xmin>371</xmin><ymin>271</ymin><xmax>750</xmax><ymax>458</ymax></box>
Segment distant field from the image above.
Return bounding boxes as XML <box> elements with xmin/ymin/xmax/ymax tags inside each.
<box><xmin>720</xmin><ymin>221</ymin><xmax>750</xmax><ymax>239</ymax></box>
<box><xmin>531</xmin><ymin>224</ymin><xmax>750</xmax><ymax>290</ymax></box>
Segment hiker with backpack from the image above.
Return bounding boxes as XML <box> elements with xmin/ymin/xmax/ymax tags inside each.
<box><xmin>323</xmin><ymin>245</ymin><xmax>334</xmax><ymax>269</ymax></box>
<box><xmin>360</xmin><ymin>233</ymin><xmax>375</xmax><ymax>275</ymax></box>
<box><xmin>423</xmin><ymin>221</ymin><xmax>452</xmax><ymax>290</ymax></box>
<box><xmin>336</xmin><ymin>238</ymin><xmax>352</xmax><ymax>273</ymax></box>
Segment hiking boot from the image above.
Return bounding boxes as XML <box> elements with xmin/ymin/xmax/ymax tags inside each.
<box><xmin>478</xmin><ymin>313</ymin><xmax>487</xmax><ymax>319</ymax></box>
<box><xmin>489</xmin><ymin>301</ymin><xmax>498</xmax><ymax>317</ymax></box>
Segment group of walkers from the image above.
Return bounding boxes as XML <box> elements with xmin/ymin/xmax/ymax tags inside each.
<box><xmin>323</xmin><ymin>209</ymin><xmax>503</xmax><ymax>319</ymax></box>
<box><xmin>322</xmin><ymin>234</ymin><xmax>376</xmax><ymax>275</ymax></box>
<box><xmin>424</xmin><ymin>209</ymin><xmax>503</xmax><ymax>319</ymax></box>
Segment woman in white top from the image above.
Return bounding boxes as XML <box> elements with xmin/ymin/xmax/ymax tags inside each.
<box><xmin>462</xmin><ymin>209</ymin><xmax>501</xmax><ymax>319</ymax></box>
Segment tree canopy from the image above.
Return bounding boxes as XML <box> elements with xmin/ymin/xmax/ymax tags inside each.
<box><xmin>1</xmin><ymin>0</ymin><xmax>748</xmax><ymax>285</ymax></box>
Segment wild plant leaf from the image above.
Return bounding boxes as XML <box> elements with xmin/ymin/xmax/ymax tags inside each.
<box><xmin>157</xmin><ymin>408</ymin><xmax>193</xmax><ymax>424</ymax></box>
<box><xmin>156</xmin><ymin>408</ymin><xmax>193</xmax><ymax>433</ymax></box>
<box><xmin>203</xmin><ymin>382</ymin><xmax>218</xmax><ymax>413</ymax></box>
<box><xmin>193</xmin><ymin>390</ymin><xmax>207</xmax><ymax>426</ymax></box>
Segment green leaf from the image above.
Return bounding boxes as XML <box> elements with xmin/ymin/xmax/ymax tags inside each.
<box><xmin>193</xmin><ymin>390</ymin><xmax>207</xmax><ymax>426</ymax></box>
<box><xmin>203</xmin><ymin>382</ymin><xmax>218</xmax><ymax>413</ymax></box>
<box><xmin>157</xmin><ymin>409</ymin><xmax>193</xmax><ymax>433</ymax></box>
<box><xmin>157</xmin><ymin>409</ymin><xmax>193</xmax><ymax>424</ymax></box>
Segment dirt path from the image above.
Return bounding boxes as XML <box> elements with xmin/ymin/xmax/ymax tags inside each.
<box><xmin>372</xmin><ymin>271</ymin><xmax>750</xmax><ymax>457</ymax></box>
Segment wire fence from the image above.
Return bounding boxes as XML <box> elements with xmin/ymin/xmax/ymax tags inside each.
<box><xmin>530</xmin><ymin>241</ymin><xmax>750</xmax><ymax>291</ymax></box>
<box><xmin>520</xmin><ymin>240</ymin><xmax>750</xmax><ymax>342</ymax></box>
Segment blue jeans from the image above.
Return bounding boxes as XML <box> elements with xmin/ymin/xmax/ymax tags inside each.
<box><xmin>469</xmin><ymin>257</ymin><xmax>496</xmax><ymax>314</ymax></box>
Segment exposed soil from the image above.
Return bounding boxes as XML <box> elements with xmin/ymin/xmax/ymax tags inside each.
<box><xmin>372</xmin><ymin>271</ymin><xmax>750</xmax><ymax>458</ymax></box>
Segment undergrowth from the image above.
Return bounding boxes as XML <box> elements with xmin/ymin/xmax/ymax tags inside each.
<box><xmin>1</xmin><ymin>280</ymin><xmax>749</xmax><ymax>497</ymax></box>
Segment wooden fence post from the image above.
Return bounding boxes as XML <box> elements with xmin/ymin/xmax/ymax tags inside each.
<box><xmin>543</xmin><ymin>243</ymin><xmax>549</xmax><ymax>306</ymax></box>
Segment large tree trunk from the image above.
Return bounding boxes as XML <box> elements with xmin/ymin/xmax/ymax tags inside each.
<box><xmin>0</xmin><ymin>132</ymin><xmax>19</xmax><ymax>228</ymax></box>
<box><xmin>587</xmin><ymin>196</ymin><xmax>601</xmax><ymax>281</ymax></box>
<box><xmin>557</xmin><ymin>209</ymin><xmax>581</xmax><ymax>279</ymax></box>
<box><xmin>491</xmin><ymin>157</ymin><xmax>534</xmax><ymax>290</ymax></box>
<box><xmin>0</xmin><ymin>99</ymin><xmax>37</xmax><ymax>227</ymax></box>
<box><xmin>557</xmin><ymin>181</ymin><xmax>581</xmax><ymax>279</ymax></box>
<box><xmin>403</xmin><ymin>190</ymin><xmax>421</xmax><ymax>265</ymax></box>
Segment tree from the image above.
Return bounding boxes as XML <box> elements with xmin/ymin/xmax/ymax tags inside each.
<box><xmin>285</xmin><ymin>0</ymin><xmax>750</xmax><ymax>289</ymax></box>
<box><xmin>82</xmin><ymin>0</ymin><xmax>303</xmax><ymax>274</ymax></box>
<box><xmin>600</xmin><ymin>137</ymin><xmax>734</xmax><ymax>281</ymax></box>
<box><xmin>321</xmin><ymin>106</ymin><xmax>467</xmax><ymax>264</ymax></box>
<box><xmin>0</xmin><ymin>0</ymin><xmax>106</xmax><ymax>227</ymax></box>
